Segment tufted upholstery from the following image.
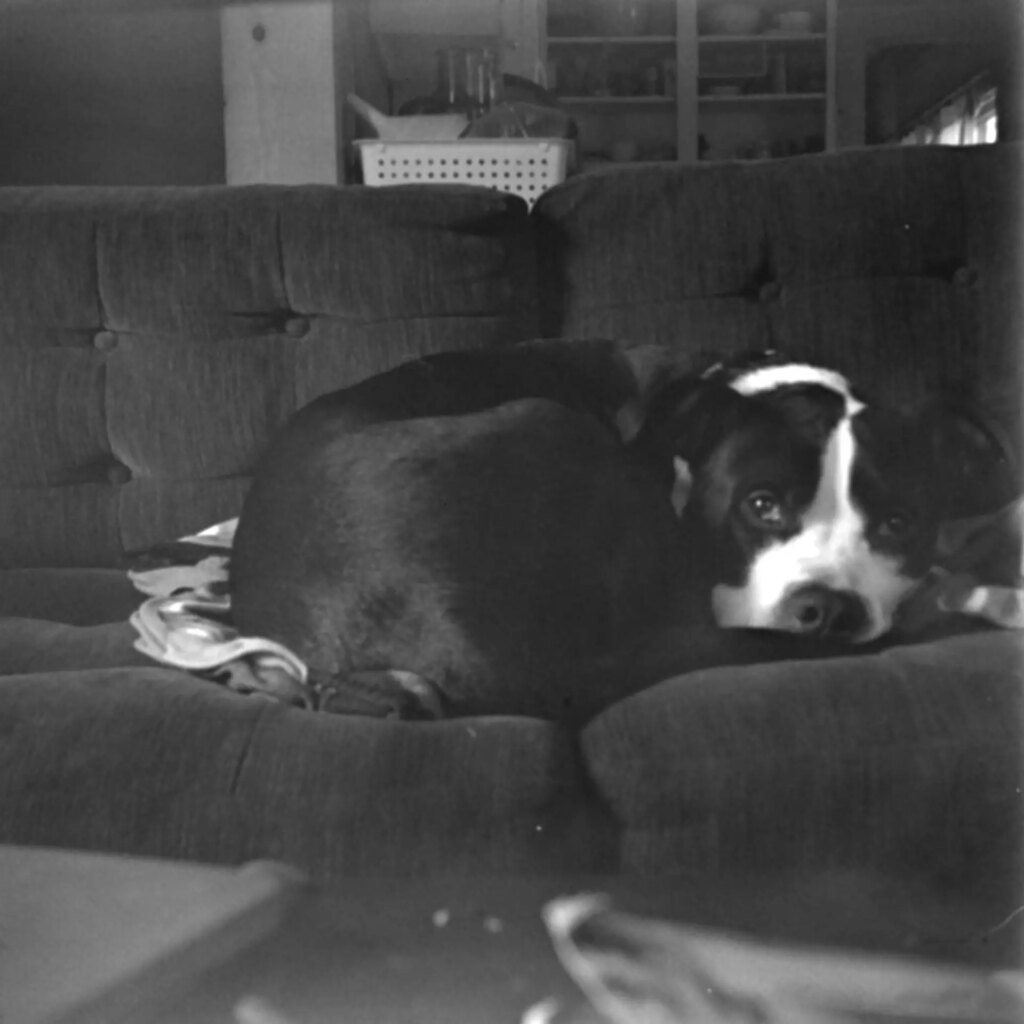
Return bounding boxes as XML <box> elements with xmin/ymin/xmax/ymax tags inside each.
<box><xmin>1</xmin><ymin>145</ymin><xmax>1021</xmax><ymax>890</ymax></box>
<box><xmin>3</xmin><ymin>147</ymin><xmax>1021</xmax><ymax>570</ymax></box>
<box><xmin>533</xmin><ymin>144</ymin><xmax>1023</xmax><ymax>446</ymax></box>
<box><xmin>0</xmin><ymin>185</ymin><xmax>536</xmax><ymax>567</ymax></box>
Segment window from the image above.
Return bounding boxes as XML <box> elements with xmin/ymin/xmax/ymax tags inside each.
<box><xmin>901</xmin><ymin>74</ymin><xmax>997</xmax><ymax>146</ymax></box>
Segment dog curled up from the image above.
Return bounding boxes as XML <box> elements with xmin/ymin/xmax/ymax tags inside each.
<box><xmin>229</xmin><ymin>340</ymin><xmax>1014</xmax><ymax>725</ymax></box>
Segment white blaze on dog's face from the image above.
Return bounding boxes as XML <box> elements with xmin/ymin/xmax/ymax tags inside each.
<box><xmin>684</xmin><ymin>363</ymin><xmax>940</xmax><ymax>643</ymax></box>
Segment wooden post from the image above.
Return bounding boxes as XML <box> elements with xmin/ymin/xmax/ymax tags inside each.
<box><xmin>677</xmin><ymin>0</ymin><xmax>698</xmax><ymax>162</ymax></box>
<box><xmin>222</xmin><ymin>1</ymin><xmax>340</xmax><ymax>184</ymax></box>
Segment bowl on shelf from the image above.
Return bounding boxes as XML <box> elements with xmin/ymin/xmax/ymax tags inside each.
<box><xmin>702</xmin><ymin>2</ymin><xmax>761</xmax><ymax>36</ymax></box>
<box><xmin>594</xmin><ymin>0</ymin><xmax>651</xmax><ymax>36</ymax></box>
<box><xmin>774</xmin><ymin>9</ymin><xmax>815</xmax><ymax>32</ymax></box>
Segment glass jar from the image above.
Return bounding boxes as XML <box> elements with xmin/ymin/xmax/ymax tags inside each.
<box><xmin>435</xmin><ymin>47</ymin><xmax>474</xmax><ymax>115</ymax></box>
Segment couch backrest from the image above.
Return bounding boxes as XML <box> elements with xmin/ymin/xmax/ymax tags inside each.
<box><xmin>0</xmin><ymin>185</ymin><xmax>536</xmax><ymax>567</ymax></box>
<box><xmin>2</xmin><ymin>144</ymin><xmax>1020</xmax><ymax>569</ymax></box>
<box><xmin>534</xmin><ymin>142</ymin><xmax>1022</xmax><ymax>430</ymax></box>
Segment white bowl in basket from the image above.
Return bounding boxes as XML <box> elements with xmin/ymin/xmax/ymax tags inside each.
<box><xmin>703</xmin><ymin>2</ymin><xmax>761</xmax><ymax>35</ymax></box>
<box><xmin>347</xmin><ymin>94</ymin><xmax>467</xmax><ymax>142</ymax></box>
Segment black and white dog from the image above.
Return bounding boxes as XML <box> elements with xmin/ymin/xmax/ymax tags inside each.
<box><xmin>634</xmin><ymin>356</ymin><xmax>1010</xmax><ymax>642</ymax></box>
<box><xmin>230</xmin><ymin>341</ymin><xmax>1011</xmax><ymax>723</ymax></box>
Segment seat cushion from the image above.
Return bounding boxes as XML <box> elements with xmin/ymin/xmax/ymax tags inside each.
<box><xmin>0</xmin><ymin>618</ymin><xmax>149</xmax><ymax>675</ymax></box>
<box><xmin>0</xmin><ymin>663</ymin><xmax>617</xmax><ymax>880</ymax></box>
<box><xmin>0</xmin><ymin>566</ymin><xmax>617</xmax><ymax>880</ymax></box>
<box><xmin>581</xmin><ymin>631</ymin><xmax>1024</xmax><ymax>885</ymax></box>
<box><xmin>0</xmin><ymin>568</ymin><xmax>141</xmax><ymax>625</ymax></box>
<box><xmin>0</xmin><ymin>568</ymin><xmax>149</xmax><ymax>674</ymax></box>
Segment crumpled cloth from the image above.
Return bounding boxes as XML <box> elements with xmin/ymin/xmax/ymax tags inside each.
<box><xmin>128</xmin><ymin>519</ymin><xmax>313</xmax><ymax>708</ymax></box>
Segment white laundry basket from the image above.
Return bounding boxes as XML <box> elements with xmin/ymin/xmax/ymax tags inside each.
<box><xmin>355</xmin><ymin>138</ymin><xmax>573</xmax><ymax>207</ymax></box>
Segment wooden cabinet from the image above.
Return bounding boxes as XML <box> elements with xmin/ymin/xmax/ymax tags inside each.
<box><xmin>223</xmin><ymin>0</ymin><xmax>352</xmax><ymax>184</ymax></box>
<box><xmin>543</xmin><ymin>0</ymin><xmax>681</xmax><ymax>164</ymax></box>
<box><xmin>687</xmin><ymin>0</ymin><xmax>836</xmax><ymax>161</ymax></box>
<box><xmin>540</xmin><ymin>0</ymin><xmax>836</xmax><ymax>165</ymax></box>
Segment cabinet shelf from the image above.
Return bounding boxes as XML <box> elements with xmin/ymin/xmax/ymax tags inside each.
<box><xmin>698</xmin><ymin>33</ymin><xmax>826</xmax><ymax>44</ymax></box>
<box><xmin>539</xmin><ymin>0</ymin><xmax>835</xmax><ymax>163</ymax></box>
<box><xmin>547</xmin><ymin>36</ymin><xmax>677</xmax><ymax>45</ymax></box>
<box><xmin>559</xmin><ymin>96</ymin><xmax>676</xmax><ymax>108</ymax></box>
<box><xmin>699</xmin><ymin>92</ymin><xmax>825</xmax><ymax>104</ymax></box>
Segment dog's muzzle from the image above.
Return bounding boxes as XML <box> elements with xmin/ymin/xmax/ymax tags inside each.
<box><xmin>779</xmin><ymin>584</ymin><xmax>871</xmax><ymax>640</ymax></box>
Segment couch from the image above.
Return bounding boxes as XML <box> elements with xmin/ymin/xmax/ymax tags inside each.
<box><xmin>1</xmin><ymin>145</ymin><xmax>1021</xmax><ymax>899</ymax></box>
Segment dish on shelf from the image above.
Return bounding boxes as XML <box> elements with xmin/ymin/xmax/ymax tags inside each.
<box><xmin>774</xmin><ymin>10</ymin><xmax>815</xmax><ymax>32</ymax></box>
<box><xmin>594</xmin><ymin>0</ymin><xmax>651</xmax><ymax>36</ymax></box>
<box><xmin>699</xmin><ymin>43</ymin><xmax>767</xmax><ymax>78</ymax></box>
<box><xmin>701</xmin><ymin>3</ymin><xmax>761</xmax><ymax>36</ymax></box>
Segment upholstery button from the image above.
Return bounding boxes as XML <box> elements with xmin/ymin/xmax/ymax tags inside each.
<box><xmin>284</xmin><ymin>315</ymin><xmax>310</xmax><ymax>338</ymax></box>
<box><xmin>106</xmin><ymin>462</ymin><xmax>132</xmax><ymax>486</ymax></box>
<box><xmin>953</xmin><ymin>266</ymin><xmax>978</xmax><ymax>289</ymax></box>
<box><xmin>758</xmin><ymin>281</ymin><xmax>782</xmax><ymax>303</ymax></box>
<box><xmin>93</xmin><ymin>330</ymin><xmax>118</xmax><ymax>351</ymax></box>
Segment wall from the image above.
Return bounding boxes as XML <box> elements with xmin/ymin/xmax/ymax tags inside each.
<box><xmin>0</xmin><ymin>1</ymin><xmax>1018</xmax><ymax>186</ymax></box>
<box><xmin>835</xmin><ymin>0</ymin><xmax>1022</xmax><ymax>148</ymax></box>
<box><xmin>866</xmin><ymin>42</ymin><xmax>995</xmax><ymax>144</ymax></box>
<box><xmin>0</xmin><ymin>7</ymin><xmax>224</xmax><ymax>185</ymax></box>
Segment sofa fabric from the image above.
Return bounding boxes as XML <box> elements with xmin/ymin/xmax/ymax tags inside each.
<box><xmin>533</xmin><ymin>145</ymin><xmax>1023</xmax><ymax>459</ymax></box>
<box><xmin>0</xmin><ymin>185</ymin><xmax>536</xmax><ymax>568</ymax></box>
<box><xmin>0</xmin><ymin>668</ymin><xmax>616</xmax><ymax>878</ymax></box>
<box><xmin>1</xmin><ymin>144</ymin><xmax>1022</xmax><ymax>885</ymax></box>
<box><xmin>583</xmin><ymin>631</ymin><xmax>1023</xmax><ymax>885</ymax></box>
<box><xmin>0</xmin><ymin>568</ymin><xmax>140</xmax><ymax>625</ymax></box>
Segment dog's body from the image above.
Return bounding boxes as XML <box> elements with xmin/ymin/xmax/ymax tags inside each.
<box><xmin>231</xmin><ymin>341</ymin><xmax>1012</xmax><ymax>723</ymax></box>
<box><xmin>234</xmin><ymin>397</ymin><xmax>687</xmax><ymax>719</ymax></box>
<box><xmin>232</xmin><ymin>339</ymin><xmax>712</xmax><ymax>721</ymax></box>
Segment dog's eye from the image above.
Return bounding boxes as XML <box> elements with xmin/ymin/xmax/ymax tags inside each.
<box><xmin>744</xmin><ymin>490</ymin><xmax>786</xmax><ymax>527</ymax></box>
<box><xmin>877</xmin><ymin>511</ymin><xmax>914</xmax><ymax>541</ymax></box>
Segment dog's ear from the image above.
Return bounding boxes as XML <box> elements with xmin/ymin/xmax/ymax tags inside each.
<box><xmin>628</xmin><ymin>376</ymin><xmax>747</xmax><ymax>515</ymax></box>
<box><xmin>614</xmin><ymin>345</ymin><xmax>706</xmax><ymax>444</ymax></box>
<box><xmin>631</xmin><ymin>376</ymin><xmax>746</xmax><ymax>465</ymax></box>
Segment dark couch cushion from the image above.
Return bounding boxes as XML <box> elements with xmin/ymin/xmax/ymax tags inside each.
<box><xmin>0</xmin><ymin>666</ymin><xmax>616</xmax><ymax>880</ymax></box>
<box><xmin>581</xmin><ymin>631</ymin><xmax>1023</xmax><ymax>887</ymax></box>
<box><xmin>0</xmin><ymin>185</ymin><xmax>536</xmax><ymax>569</ymax></box>
<box><xmin>0</xmin><ymin>564</ymin><xmax>617</xmax><ymax>879</ymax></box>
<box><xmin>0</xmin><ymin>568</ymin><xmax>140</xmax><ymax>625</ymax></box>
<box><xmin>0</xmin><ymin>617</ymin><xmax>148</xmax><ymax>675</ymax></box>
<box><xmin>533</xmin><ymin>144</ymin><xmax>1023</xmax><ymax>458</ymax></box>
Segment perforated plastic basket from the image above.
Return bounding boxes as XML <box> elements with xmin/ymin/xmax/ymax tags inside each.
<box><xmin>355</xmin><ymin>138</ymin><xmax>573</xmax><ymax>207</ymax></box>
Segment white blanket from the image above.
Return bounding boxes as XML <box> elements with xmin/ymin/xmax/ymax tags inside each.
<box><xmin>128</xmin><ymin>519</ymin><xmax>312</xmax><ymax>708</ymax></box>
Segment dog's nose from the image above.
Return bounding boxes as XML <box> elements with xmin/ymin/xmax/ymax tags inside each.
<box><xmin>784</xmin><ymin>585</ymin><xmax>869</xmax><ymax>640</ymax></box>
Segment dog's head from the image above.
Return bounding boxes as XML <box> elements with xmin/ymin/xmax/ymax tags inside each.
<box><xmin>634</xmin><ymin>357</ymin><xmax>1015</xmax><ymax>643</ymax></box>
